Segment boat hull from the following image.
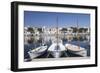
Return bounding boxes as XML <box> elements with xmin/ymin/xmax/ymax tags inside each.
<box><xmin>28</xmin><ymin>46</ymin><xmax>47</xmax><ymax>59</ymax></box>
<box><xmin>65</xmin><ymin>44</ymin><xmax>87</xmax><ymax>57</ymax></box>
<box><xmin>67</xmin><ymin>49</ymin><xmax>87</xmax><ymax>57</ymax></box>
<box><xmin>49</xmin><ymin>51</ymin><xmax>63</xmax><ymax>58</ymax></box>
<box><xmin>48</xmin><ymin>42</ymin><xmax>66</xmax><ymax>58</ymax></box>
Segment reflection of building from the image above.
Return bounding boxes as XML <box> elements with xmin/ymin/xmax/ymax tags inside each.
<box><xmin>66</xmin><ymin>28</ymin><xmax>73</xmax><ymax>42</ymax></box>
<box><xmin>24</xmin><ymin>26</ymin><xmax>90</xmax><ymax>44</ymax></box>
<box><xmin>24</xmin><ymin>27</ymin><xmax>32</xmax><ymax>44</ymax></box>
<box><xmin>32</xmin><ymin>27</ymin><xmax>39</xmax><ymax>35</ymax></box>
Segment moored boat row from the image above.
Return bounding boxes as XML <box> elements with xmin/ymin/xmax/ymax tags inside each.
<box><xmin>27</xmin><ymin>17</ymin><xmax>87</xmax><ymax>60</ymax></box>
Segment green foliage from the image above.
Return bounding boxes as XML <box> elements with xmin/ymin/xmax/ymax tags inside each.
<box><xmin>61</xmin><ymin>28</ymin><xmax>67</xmax><ymax>32</ymax></box>
<box><xmin>27</xmin><ymin>27</ymin><xmax>34</xmax><ymax>33</ymax></box>
<box><xmin>37</xmin><ymin>28</ymin><xmax>43</xmax><ymax>33</ymax></box>
<box><xmin>79</xmin><ymin>28</ymin><xmax>88</xmax><ymax>33</ymax></box>
<box><xmin>70</xmin><ymin>27</ymin><xmax>78</xmax><ymax>33</ymax></box>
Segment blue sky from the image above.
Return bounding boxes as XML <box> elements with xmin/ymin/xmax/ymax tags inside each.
<box><xmin>24</xmin><ymin>11</ymin><xmax>90</xmax><ymax>28</ymax></box>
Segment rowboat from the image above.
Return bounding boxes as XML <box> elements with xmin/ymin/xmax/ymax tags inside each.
<box><xmin>28</xmin><ymin>45</ymin><xmax>47</xmax><ymax>59</ymax></box>
<box><xmin>65</xmin><ymin>44</ymin><xmax>87</xmax><ymax>57</ymax></box>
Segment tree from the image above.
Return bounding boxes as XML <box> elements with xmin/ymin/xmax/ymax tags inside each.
<box><xmin>79</xmin><ymin>28</ymin><xmax>88</xmax><ymax>33</ymax></box>
<box><xmin>37</xmin><ymin>28</ymin><xmax>43</xmax><ymax>33</ymax></box>
<box><xmin>27</xmin><ymin>27</ymin><xmax>34</xmax><ymax>33</ymax></box>
<box><xmin>70</xmin><ymin>27</ymin><xmax>78</xmax><ymax>33</ymax></box>
<box><xmin>84</xmin><ymin>28</ymin><xmax>88</xmax><ymax>32</ymax></box>
<box><xmin>79</xmin><ymin>28</ymin><xmax>84</xmax><ymax>33</ymax></box>
<box><xmin>61</xmin><ymin>28</ymin><xmax>67</xmax><ymax>32</ymax></box>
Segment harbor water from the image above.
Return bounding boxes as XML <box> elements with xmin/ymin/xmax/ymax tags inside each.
<box><xmin>24</xmin><ymin>35</ymin><xmax>90</xmax><ymax>61</ymax></box>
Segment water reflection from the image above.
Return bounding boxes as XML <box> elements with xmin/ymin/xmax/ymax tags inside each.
<box><xmin>24</xmin><ymin>33</ymin><xmax>90</xmax><ymax>60</ymax></box>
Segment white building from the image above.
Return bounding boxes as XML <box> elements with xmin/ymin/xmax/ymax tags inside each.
<box><xmin>67</xmin><ymin>27</ymin><xmax>73</xmax><ymax>33</ymax></box>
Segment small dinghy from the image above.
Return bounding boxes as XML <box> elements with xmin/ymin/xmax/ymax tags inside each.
<box><xmin>28</xmin><ymin>45</ymin><xmax>47</xmax><ymax>59</ymax></box>
<box><xmin>65</xmin><ymin>44</ymin><xmax>87</xmax><ymax>57</ymax></box>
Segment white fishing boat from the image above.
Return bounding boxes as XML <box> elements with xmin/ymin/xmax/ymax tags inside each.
<box><xmin>65</xmin><ymin>19</ymin><xmax>87</xmax><ymax>57</ymax></box>
<box><xmin>28</xmin><ymin>45</ymin><xmax>47</xmax><ymax>59</ymax></box>
<box><xmin>65</xmin><ymin>44</ymin><xmax>87</xmax><ymax>57</ymax></box>
<box><xmin>48</xmin><ymin>17</ymin><xmax>67</xmax><ymax>58</ymax></box>
<box><xmin>48</xmin><ymin>39</ymin><xmax>67</xmax><ymax>58</ymax></box>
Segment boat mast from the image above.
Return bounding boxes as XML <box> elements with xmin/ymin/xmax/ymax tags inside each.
<box><xmin>57</xmin><ymin>16</ymin><xmax>58</xmax><ymax>45</ymax></box>
<box><xmin>77</xmin><ymin>18</ymin><xmax>80</xmax><ymax>49</ymax></box>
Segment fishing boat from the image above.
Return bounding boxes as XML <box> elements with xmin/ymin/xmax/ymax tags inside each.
<box><xmin>28</xmin><ymin>45</ymin><xmax>47</xmax><ymax>59</ymax></box>
<box><xmin>28</xmin><ymin>26</ymin><xmax>48</xmax><ymax>59</ymax></box>
<box><xmin>48</xmin><ymin>17</ymin><xmax>67</xmax><ymax>58</ymax></box>
<box><xmin>65</xmin><ymin>44</ymin><xmax>87</xmax><ymax>57</ymax></box>
<box><xmin>48</xmin><ymin>39</ymin><xmax>66</xmax><ymax>58</ymax></box>
<box><xmin>65</xmin><ymin>19</ymin><xmax>87</xmax><ymax>57</ymax></box>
